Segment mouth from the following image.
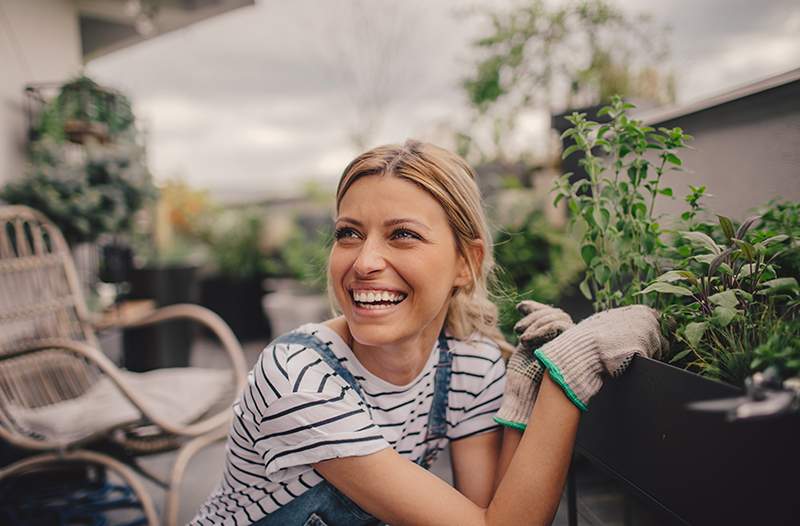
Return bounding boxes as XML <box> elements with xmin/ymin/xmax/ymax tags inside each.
<box><xmin>349</xmin><ymin>289</ymin><xmax>408</xmax><ymax>311</ymax></box>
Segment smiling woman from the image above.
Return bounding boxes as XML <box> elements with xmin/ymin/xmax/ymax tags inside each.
<box><xmin>191</xmin><ymin>140</ymin><xmax>660</xmax><ymax>526</ymax></box>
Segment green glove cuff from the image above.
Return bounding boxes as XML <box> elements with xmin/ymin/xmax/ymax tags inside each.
<box><xmin>534</xmin><ymin>349</ymin><xmax>588</xmax><ymax>412</ymax></box>
<box><xmin>493</xmin><ymin>415</ymin><xmax>528</xmax><ymax>430</ymax></box>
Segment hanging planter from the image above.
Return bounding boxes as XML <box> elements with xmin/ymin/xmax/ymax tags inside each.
<box><xmin>29</xmin><ymin>76</ymin><xmax>135</xmax><ymax>145</ymax></box>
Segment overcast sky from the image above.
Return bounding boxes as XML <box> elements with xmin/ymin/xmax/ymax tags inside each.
<box><xmin>87</xmin><ymin>0</ymin><xmax>800</xmax><ymax>202</ymax></box>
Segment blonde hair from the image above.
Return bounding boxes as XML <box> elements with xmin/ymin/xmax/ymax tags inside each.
<box><xmin>329</xmin><ymin>139</ymin><xmax>513</xmax><ymax>355</ymax></box>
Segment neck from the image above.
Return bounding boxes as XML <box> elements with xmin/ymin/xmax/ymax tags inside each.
<box><xmin>328</xmin><ymin>311</ymin><xmax>447</xmax><ymax>386</ymax></box>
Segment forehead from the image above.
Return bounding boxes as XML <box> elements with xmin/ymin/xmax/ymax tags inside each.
<box><xmin>337</xmin><ymin>175</ymin><xmax>449</xmax><ymax>226</ymax></box>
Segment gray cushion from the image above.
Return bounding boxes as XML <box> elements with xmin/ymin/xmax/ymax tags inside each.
<box><xmin>8</xmin><ymin>367</ymin><xmax>232</xmax><ymax>444</ymax></box>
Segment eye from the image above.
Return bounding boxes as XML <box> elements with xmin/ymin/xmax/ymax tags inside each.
<box><xmin>334</xmin><ymin>226</ymin><xmax>361</xmax><ymax>241</ymax></box>
<box><xmin>390</xmin><ymin>228</ymin><xmax>422</xmax><ymax>241</ymax></box>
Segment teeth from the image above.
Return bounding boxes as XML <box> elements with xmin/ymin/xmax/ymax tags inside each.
<box><xmin>352</xmin><ymin>290</ymin><xmax>406</xmax><ymax>304</ymax></box>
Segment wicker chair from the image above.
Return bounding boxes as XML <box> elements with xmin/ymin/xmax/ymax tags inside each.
<box><xmin>0</xmin><ymin>205</ymin><xmax>248</xmax><ymax>525</ymax></box>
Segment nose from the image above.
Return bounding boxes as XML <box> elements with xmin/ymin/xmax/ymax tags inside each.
<box><xmin>352</xmin><ymin>238</ymin><xmax>387</xmax><ymax>277</ymax></box>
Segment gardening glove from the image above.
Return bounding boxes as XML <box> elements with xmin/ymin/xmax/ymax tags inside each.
<box><xmin>495</xmin><ymin>302</ymin><xmax>575</xmax><ymax>430</ymax></box>
<box><xmin>534</xmin><ymin>305</ymin><xmax>669</xmax><ymax>412</ymax></box>
<box><xmin>514</xmin><ymin>300</ymin><xmax>575</xmax><ymax>351</ymax></box>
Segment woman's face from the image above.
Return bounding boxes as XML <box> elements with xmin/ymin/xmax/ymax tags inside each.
<box><xmin>330</xmin><ymin>175</ymin><xmax>471</xmax><ymax>348</ymax></box>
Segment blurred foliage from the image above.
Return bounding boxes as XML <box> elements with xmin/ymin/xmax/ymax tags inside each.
<box><xmin>265</xmin><ymin>226</ymin><xmax>332</xmax><ymax>293</ymax></box>
<box><xmin>461</xmin><ymin>0</ymin><xmax>673</xmax><ymax>160</ymax></box>
<box><xmin>206</xmin><ymin>208</ymin><xmax>269</xmax><ymax>280</ymax></box>
<box><xmin>492</xmin><ymin>208</ymin><xmax>583</xmax><ymax>340</ymax></box>
<box><xmin>130</xmin><ymin>179</ymin><xmax>210</xmax><ymax>268</ymax></box>
<box><xmin>750</xmin><ymin>318</ymin><xmax>800</xmax><ymax>379</ymax></box>
<box><xmin>34</xmin><ymin>75</ymin><xmax>135</xmax><ymax>143</ymax></box>
<box><xmin>3</xmin><ymin>76</ymin><xmax>153</xmax><ymax>246</ymax></box>
<box><xmin>2</xmin><ymin>139</ymin><xmax>155</xmax><ymax>245</ymax></box>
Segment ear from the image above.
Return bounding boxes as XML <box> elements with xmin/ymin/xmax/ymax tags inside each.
<box><xmin>454</xmin><ymin>239</ymin><xmax>484</xmax><ymax>288</ymax></box>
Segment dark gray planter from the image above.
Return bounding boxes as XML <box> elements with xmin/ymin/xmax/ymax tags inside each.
<box><xmin>574</xmin><ymin>356</ymin><xmax>800</xmax><ymax>525</ymax></box>
<box><xmin>123</xmin><ymin>265</ymin><xmax>199</xmax><ymax>372</ymax></box>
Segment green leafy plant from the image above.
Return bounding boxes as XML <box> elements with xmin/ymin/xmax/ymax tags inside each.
<box><xmin>492</xmin><ymin>208</ymin><xmax>583</xmax><ymax>339</ymax></box>
<box><xmin>460</xmin><ymin>0</ymin><xmax>673</xmax><ymax>160</ymax></box>
<box><xmin>264</xmin><ymin>226</ymin><xmax>332</xmax><ymax>294</ymax></box>
<box><xmin>643</xmin><ymin>214</ymin><xmax>798</xmax><ymax>386</ymax></box>
<box><xmin>551</xmin><ymin>95</ymin><xmax>692</xmax><ymax>311</ymax></box>
<box><xmin>206</xmin><ymin>208</ymin><xmax>269</xmax><ymax>281</ymax></box>
<box><xmin>35</xmin><ymin>76</ymin><xmax>135</xmax><ymax>144</ymax></box>
<box><xmin>2</xmin><ymin>140</ymin><xmax>155</xmax><ymax>245</ymax></box>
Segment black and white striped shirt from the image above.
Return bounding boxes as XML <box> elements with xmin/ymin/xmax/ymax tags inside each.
<box><xmin>192</xmin><ymin>323</ymin><xmax>506</xmax><ymax>525</ymax></box>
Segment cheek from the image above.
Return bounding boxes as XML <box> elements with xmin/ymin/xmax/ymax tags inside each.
<box><xmin>328</xmin><ymin>249</ymin><xmax>351</xmax><ymax>291</ymax></box>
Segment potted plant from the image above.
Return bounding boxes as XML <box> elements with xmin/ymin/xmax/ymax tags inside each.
<box><xmin>31</xmin><ymin>75</ymin><xmax>135</xmax><ymax>145</ymax></box>
<box><xmin>551</xmin><ymin>97</ymin><xmax>800</xmax><ymax>524</ymax></box>
<box><xmin>3</xmin><ymin>87</ymin><xmax>154</xmax><ymax>309</ymax></box>
<box><xmin>122</xmin><ymin>180</ymin><xmax>209</xmax><ymax>371</ymax></box>
<box><xmin>200</xmin><ymin>207</ymin><xmax>273</xmax><ymax>342</ymax></box>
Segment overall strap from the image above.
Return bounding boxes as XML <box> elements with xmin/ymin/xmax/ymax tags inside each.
<box><xmin>416</xmin><ymin>329</ymin><xmax>453</xmax><ymax>469</ymax></box>
<box><xmin>273</xmin><ymin>331</ymin><xmax>369</xmax><ymax>405</ymax></box>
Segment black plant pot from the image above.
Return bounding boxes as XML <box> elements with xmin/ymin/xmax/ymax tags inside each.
<box><xmin>574</xmin><ymin>356</ymin><xmax>800</xmax><ymax>525</ymax></box>
<box><xmin>122</xmin><ymin>265</ymin><xmax>199</xmax><ymax>372</ymax></box>
<box><xmin>200</xmin><ymin>275</ymin><xmax>272</xmax><ymax>342</ymax></box>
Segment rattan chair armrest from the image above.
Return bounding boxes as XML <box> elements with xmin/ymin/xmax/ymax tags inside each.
<box><xmin>105</xmin><ymin>303</ymin><xmax>248</xmax><ymax>393</ymax></box>
<box><xmin>9</xmin><ymin>338</ymin><xmax>238</xmax><ymax>438</ymax></box>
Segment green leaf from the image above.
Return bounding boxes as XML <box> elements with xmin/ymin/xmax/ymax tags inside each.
<box><xmin>680</xmin><ymin>231</ymin><xmax>721</xmax><ymax>255</ymax></box>
<box><xmin>712</xmin><ymin>306</ymin><xmax>738</xmax><ymax>327</ymax></box>
<box><xmin>581</xmin><ymin>244</ymin><xmax>597</xmax><ymax>266</ymax></box>
<box><xmin>658</xmin><ymin>187</ymin><xmax>673</xmax><ymax>197</ymax></box>
<box><xmin>655</xmin><ymin>270</ymin><xmax>696</xmax><ymax>283</ymax></box>
<box><xmin>685</xmin><ymin>322</ymin><xmax>707</xmax><ymax>347</ymax></box>
<box><xmin>735</xmin><ymin>215</ymin><xmax>761</xmax><ymax>238</ymax></box>
<box><xmin>709</xmin><ymin>290</ymin><xmax>739</xmax><ymax>308</ymax></box>
<box><xmin>669</xmin><ymin>348</ymin><xmax>693</xmax><ymax>364</ymax></box>
<box><xmin>595</xmin><ymin>264</ymin><xmax>611</xmax><ymax>284</ymax></box>
<box><xmin>632</xmin><ymin>202</ymin><xmax>647</xmax><ymax>219</ymax></box>
<box><xmin>762</xmin><ymin>234</ymin><xmax>789</xmax><ymax>247</ymax></box>
<box><xmin>693</xmin><ymin>254</ymin><xmax>717</xmax><ymax>265</ymax></box>
<box><xmin>562</xmin><ymin>144</ymin><xmax>581</xmax><ymax>159</ymax></box>
<box><xmin>717</xmin><ymin>215</ymin><xmax>735</xmax><ymax>241</ymax></box>
<box><xmin>579</xmin><ymin>277</ymin><xmax>592</xmax><ymax>300</ymax></box>
<box><xmin>663</xmin><ymin>153</ymin><xmax>682</xmax><ymax>166</ymax></box>
<box><xmin>733</xmin><ymin>238</ymin><xmax>755</xmax><ymax>261</ymax></box>
<box><xmin>758</xmin><ymin>277</ymin><xmax>799</xmax><ymax>294</ymax></box>
<box><xmin>593</xmin><ymin>208</ymin><xmax>610</xmax><ymax>229</ymax></box>
<box><xmin>639</xmin><ymin>281</ymin><xmax>694</xmax><ymax>296</ymax></box>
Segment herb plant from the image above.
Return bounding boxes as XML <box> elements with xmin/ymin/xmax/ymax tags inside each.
<box><xmin>642</xmin><ymin>214</ymin><xmax>798</xmax><ymax>385</ymax></box>
<box><xmin>551</xmin><ymin>95</ymin><xmax>692</xmax><ymax>311</ymax></box>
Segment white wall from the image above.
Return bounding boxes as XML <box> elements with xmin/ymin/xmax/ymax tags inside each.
<box><xmin>0</xmin><ymin>0</ymin><xmax>82</xmax><ymax>186</ymax></box>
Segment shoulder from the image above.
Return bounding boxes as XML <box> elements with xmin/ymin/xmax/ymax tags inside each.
<box><xmin>254</xmin><ymin>324</ymin><xmax>351</xmax><ymax>398</ymax></box>
<box><xmin>448</xmin><ymin>332</ymin><xmax>504</xmax><ymax>375</ymax></box>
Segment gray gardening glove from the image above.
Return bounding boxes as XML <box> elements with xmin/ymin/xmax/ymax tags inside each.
<box><xmin>534</xmin><ymin>305</ymin><xmax>668</xmax><ymax>412</ymax></box>
<box><xmin>495</xmin><ymin>302</ymin><xmax>575</xmax><ymax>430</ymax></box>
<box><xmin>514</xmin><ymin>300</ymin><xmax>575</xmax><ymax>351</ymax></box>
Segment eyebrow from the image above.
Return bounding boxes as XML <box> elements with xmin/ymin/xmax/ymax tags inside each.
<box><xmin>335</xmin><ymin>217</ymin><xmax>431</xmax><ymax>231</ymax></box>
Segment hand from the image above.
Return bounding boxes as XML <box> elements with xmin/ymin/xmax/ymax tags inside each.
<box><xmin>495</xmin><ymin>302</ymin><xmax>574</xmax><ymax>430</ymax></box>
<box><xmin>534</xmin><ymin>305</ymin><xmax>668</xmax><ymax>411</ymax></box>
<box><xmin>514</xmin><ymin>300</ymin><xmax>574</xmax><ymax>351</ymax></box>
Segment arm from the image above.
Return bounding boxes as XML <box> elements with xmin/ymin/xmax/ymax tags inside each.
<box><xmin>450</xmin><ymin>429</ymin><xmax>502</xmax><ymax>507</ymax></box>
<box><xmin>494</xmin><ymin>427</ymin><xmax>523</xmax><ymax>492</ymax></box>
<box><xmin>314</xmin><ymin>374</ymin><xmax>580</xmax><ymax>526</ymax></box>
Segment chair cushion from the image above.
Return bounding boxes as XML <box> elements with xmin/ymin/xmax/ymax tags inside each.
<box><xmin>8</xmin><ymin>368</ymin><xmax>232</xmax><ymax>445</ymax></box>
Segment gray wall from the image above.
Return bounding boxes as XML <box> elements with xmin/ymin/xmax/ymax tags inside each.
<box><xmin>0</xmin><ymin>0</ymin><xmax>82</xmax><ymax>187</ymax></box>
<box><xmin>651</xmin><ymin>80</ymin><xmax>800</xmax><ymax>222</ymax></box>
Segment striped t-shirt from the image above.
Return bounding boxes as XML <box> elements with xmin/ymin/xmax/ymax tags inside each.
<box><xmin>192</xmin><ymin>322</ymin><xmax>506</xmax><ymax>525</ymax></box>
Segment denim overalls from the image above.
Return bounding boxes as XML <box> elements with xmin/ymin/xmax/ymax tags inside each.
<box><xmin>252</xmin><ymin>329</ymin><xmax>453</xmax><ymax>526</ymax></box>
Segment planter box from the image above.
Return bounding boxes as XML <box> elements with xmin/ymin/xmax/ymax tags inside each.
<box><xmin>575</xmin><ymin>356</ymin><xmax>800</xmax><ymax>525</ymax></box>
<box><xmin>122</xmin><ymin>265</ymin><xmax>199</xmax><ymax>372</ymax></box>
<box><xmin>200</xmin><ymin>275</ymin><xmax>272</xmax><ymax>342</ymax></box>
